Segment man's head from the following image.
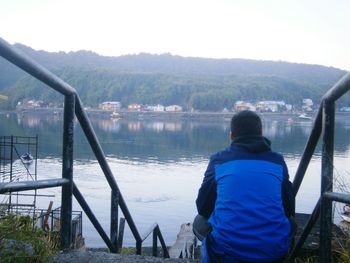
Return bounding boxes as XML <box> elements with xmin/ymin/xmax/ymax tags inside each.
<box><xmin>230</xmin><ymin>110</ymin><xmax>262</xmax><ymax>139</ymax></box>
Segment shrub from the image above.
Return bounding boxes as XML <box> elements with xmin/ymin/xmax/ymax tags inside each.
<box><xmin>0</xmin><ymin>214</ymin><xmax>59</xmax><ymax>263</ymax></box>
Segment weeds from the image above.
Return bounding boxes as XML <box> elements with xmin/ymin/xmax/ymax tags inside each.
<box><xmin>0</xmin><ymin>214</ymin><xmax>59</xmax><ymax>263</ymax></box>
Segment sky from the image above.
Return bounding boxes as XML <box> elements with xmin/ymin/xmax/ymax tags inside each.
<box><xmin>1</xmin><ymin>0</ymin><xmax>350</xmax><ymax>70</ymax></box>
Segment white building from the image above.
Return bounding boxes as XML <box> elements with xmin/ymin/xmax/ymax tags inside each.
<box><xmin>17</xmin><ymin>99</ymin><xmax>44</xmax><ymax>109</ymax></box>
<box><xmin>128</xmin><ymin>103</ymin><xmax>143</xmax><ymax>111</ymax></box>
<box><xmin>154</xmin><ymin>104</ymin><xmax>165</xmax><ymax>112</ymax></box>
<box><xmin>302</xmin><ymin>99</ymin><xmax>313</xmax><ymax>112</ymax></box>
<box><xmin>256</xmin><ymin>101</ymin><xmax>286</xmax><ymax>112</ymax></box>
<box><xmin>234</xmin><ymin>101</ymin><xmax>256</xmax><ymax>112</ymax></box>
<box><xmin>99</xmin><ymin>101</ymin><xmax>122</xmax><ymax>111</ymax></box>
<box><xmin>165</xmin><ymin>105</ymin><xmax>183</xmax><ymax>112</ymax></box>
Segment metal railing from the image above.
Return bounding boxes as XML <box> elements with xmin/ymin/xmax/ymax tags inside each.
<box><xmin>35</xmin><ymin>206</ymin><xmax>83</xmax><ymax>248</ymax></box>
<box><xmin>289</xmin><ymin>72</ymin><xmax>350</xmax><ymax>262</ymax></box>
<box><xmin>0</xmin><ymin>37</ymin><xmax>169</xmax><ymax>257</ymax></box>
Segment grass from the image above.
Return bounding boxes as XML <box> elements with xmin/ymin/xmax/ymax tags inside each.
<box><xmin>0</xmin><ymin>214</ymin><xmax>59</xmax><ymax>263</ymax></box>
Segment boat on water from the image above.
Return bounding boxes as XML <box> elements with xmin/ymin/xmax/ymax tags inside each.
<box><xmin>20</xmin><ymin>153</ymin><xmax>34</xmax><ymax>164</ymax></box>
<box><xmin>298</xmin><ymin>113</ymin><xmax>312</xmax><ymax>120</ymax></box>
<box><xmin>110</xmin><ymin>111</ymin><xmax>122</xmax><ymax>119</ymax></box>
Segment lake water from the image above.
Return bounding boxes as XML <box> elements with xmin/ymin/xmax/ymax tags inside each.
<box><xmin>1</xmin><ymin>111</ymin><xmax>350</xmax><ymax>247</ymax></box>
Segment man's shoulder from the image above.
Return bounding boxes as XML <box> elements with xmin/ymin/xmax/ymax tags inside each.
<box><xmin>266</xmin><ymin>149</ymin><xmax>284</xmax><ymax>157</ymax></box>
<box><xmin>209</xmin><ymin>146</ymin><xmax>239</xmax><ymax>163</ymax></box>
<box><xmin>210</xmin><ymin>146</ymin><xmax>286</xmax><ymax>164</ymax></box>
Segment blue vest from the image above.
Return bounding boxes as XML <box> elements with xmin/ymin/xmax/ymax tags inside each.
<box><xmin>208</xmin><ymin>155</ymin><xmax>291</xmax><ymax>262</ymax></box>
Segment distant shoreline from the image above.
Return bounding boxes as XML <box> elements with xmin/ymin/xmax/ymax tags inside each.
<box><xmin>2</xmin><ymin>108</ymin><xmax>350</xmax><ymax>121</ymax></box>
<box><xmin>1</xmin><ymin>108</ymin><xmax>296</xmax><ymax>121</ymax></box>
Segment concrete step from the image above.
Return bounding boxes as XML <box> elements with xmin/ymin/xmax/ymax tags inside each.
<box><xmin>49</xmin><ymin>250</ymin><xmax>199</xmax><ymax>263</ymax></box>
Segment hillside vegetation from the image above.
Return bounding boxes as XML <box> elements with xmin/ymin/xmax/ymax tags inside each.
<box><xmin>0</xmin><ymin>43</ymin><xmax>348</xmax><ymax>110</ymax></box>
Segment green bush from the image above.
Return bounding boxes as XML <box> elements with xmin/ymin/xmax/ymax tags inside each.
<box><xmin>0</xmin><ymin>214</ymin><xmax>59</xmax><ymax>263</ymax></box>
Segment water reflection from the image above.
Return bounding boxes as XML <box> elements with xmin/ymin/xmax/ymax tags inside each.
<box><xmin>127</xmin><ymin>121</ymin><xmax>141</xmax><ymax>131</ymax></box>
<box><xmin>16</xmin><ymin>112</ymin><xmax>63</xmax><ymax>128</ymax></box>
<box><xmin>144</xmin><ymin>121</ymin><xmax>164</xmax><ymax>132</ymax></box>
<box><xmin>97</xmin><ymin>119</ymin><xmax>121</xmax><ymax>132</ymax></box>
<box><xmin>1</xmin><ymin>112</ymin><xmax>350</xmax><ymax>161</ymax></box>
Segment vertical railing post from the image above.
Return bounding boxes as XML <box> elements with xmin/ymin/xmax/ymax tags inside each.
<box><xmin>9</xmin><ymin>135</ymin><xmax>13</xmax><ymax>213</ymax></box>
<box><xmin>60</xmin><ymin>93</ymin><xmax>75</xmax><ymax>249</ymax></box>
<box><xmin>34</xmin><ymin>134</ymin><xmax>38</xmax><ymax>224</ymax></box>
<box><xmin>110</xmin><ymin>189</ymin><xmax>119</xmax><ymax>253</ymax></box>
<box><xmin>319</xmin><ymin>100</ymin><xmax>335</xmax><ymax>263</ymax></box>
<box><xmin>152</xmin><ymin>227</ymin><xmax>158</xmax><ymax>257</ymax></box>
<box><xmin>136</xmin><ymin>240</ymin><xmax>142</xmax><ymax>255</ymax></box>
<box><xmin>118</xmin><ymin>217</ymin><xmax>126</xmax><ymax>250</ymax></box>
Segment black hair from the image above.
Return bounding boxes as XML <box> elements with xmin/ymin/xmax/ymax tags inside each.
<box><xmin>230</xmin><ymin>110</ymin><xmax>262</xmax><ymax>137</ymax></box>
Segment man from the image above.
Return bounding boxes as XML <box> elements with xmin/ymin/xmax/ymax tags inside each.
<box><xmin>195</xmin><ymin>110</ymin><xmax>295</xmax><ymax>263</ymax></box>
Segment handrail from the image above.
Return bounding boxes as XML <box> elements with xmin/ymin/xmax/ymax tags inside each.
<box><xmin>290</xmin><ymin>72</ymin><xmax>350</xmax><ymax>262</ymax></box>
<box><xmin>140</xmin><ymin>223</ymin><xmax>169</xmax><ymax>257</ymax></box>
<box><xmin>0</xmin><ymin>39</ymin><xmax>75</xmax><ymax>96</ymax></box>
<box><xmin>0</xmin><ymin>178</ymin><xmax>69</xmax><ymax>194</ymax></box>
<box><xmin>74</xmin><ymin>96</ymin><xmax>142</xmax><ymax>243</ymax></box>
<box><xmin>324</xmin><ymin>191</ymin><xmax>350</xmax><ymax>204</ymax></box>
<box><xmin>0</xmin><ymin>37</ymin><xmax>169</xmax><ymax>257</ymax></box>
<box><xmin>293</xmin><ymin>72</ymin><xmax>350</xmax><ymax>195</ymax></box>
<box><xmin>289</xmin><ymin>198</ymin><xmax>321</xmax><ymax>260</ymax></box>
<box><xmin>323</xmin><ymin>73</ymin><xmax>350</xmax><ymax>101</ymax></box>
<box><xmin>73</xmin><ymin>183</ymin><xmax>115</xmax><ymax>252</ymax></box>
<box><xmin>141</xmin><ymin>223</ymin><xmax>159</xmax><ymax>241</ymax></box>
<box><xmin>292</xmin><ymin>105</ymin><xmax>323</xmax><ymax>196</ymax></box>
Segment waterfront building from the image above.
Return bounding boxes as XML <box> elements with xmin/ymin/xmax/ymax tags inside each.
<box><xmin>99</xmin><ymin>101</ymin><xmax>122</xmax><ymax>111</ymax></box>
<box><xmin>165</xmin><ymin>105</ymin><xmax>183</xmax><ymax>112</ymax></box>
<box><xmin>128</xmin><ymin>103</ymin><xmax>143</xmax><ymax>111</ymax></box>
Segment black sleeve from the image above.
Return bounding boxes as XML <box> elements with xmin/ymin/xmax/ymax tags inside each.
<box><xmin>282</xmin><ymin>162</ymin><xmax>295</xmax><ymax>217</ymax></box>
<box><xmin>196</xmin><ymin>157</ymin><xmax>217</xmax><ymax>219</ymax></box>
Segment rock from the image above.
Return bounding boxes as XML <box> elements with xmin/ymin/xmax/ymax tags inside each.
<box><xmin>0</xmin><ymin>239</ymin><xmax>34</xmax><ymax>258</ymax></box>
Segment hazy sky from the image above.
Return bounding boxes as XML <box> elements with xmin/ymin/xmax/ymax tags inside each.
<box><xmin>1</xmin><ymin>0</ymin><xmax>349</xmax><ymax>70</ymax></box>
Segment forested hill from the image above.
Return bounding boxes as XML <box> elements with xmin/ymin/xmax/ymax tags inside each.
<box><xmin>0</xmin><ymin>43</ymin><xmax>348</xmax><ymax>110</ymax></box>
<box><xmin>6</xmin><ymin>44</ymin><xmax>345</xmax><ymax>83</ymax></box>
